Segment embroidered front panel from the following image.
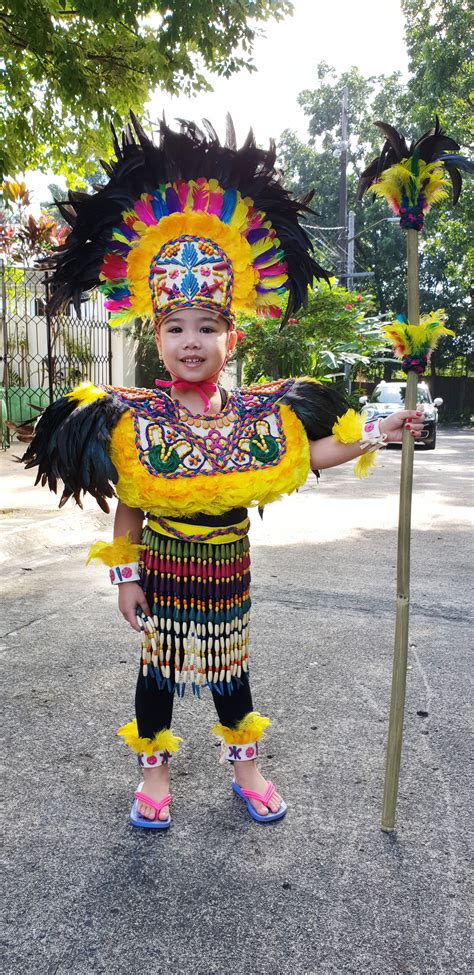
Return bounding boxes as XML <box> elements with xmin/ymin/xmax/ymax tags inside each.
<box><xmin>125</xmin><ymin>381</ymin><xmax>294</xmax><ymax>480</ymax></box>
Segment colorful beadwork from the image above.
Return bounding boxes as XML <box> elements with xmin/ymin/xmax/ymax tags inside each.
<box><xmin>147</xmin><ymin>516</ymin><xmax>250</xmax><ymax>544</ymax></box>
<box><xmin>114</xmin><ymin>381</ymin><xmax>294</xmax><ymax>482</ymax></box>
<box><xmin>149</xmin><ymin>236</ymin><xmax>234</xmax><ymax>322</ymax></box>
<box><xmin>137</xmin><ymin>524</ymin><xmax>252</xmax><ymax>696</ymax></box>
<box><xmin>106</xmin><ymin>378</ymin><xmax>311</xmax><ymax>516</ymax></box>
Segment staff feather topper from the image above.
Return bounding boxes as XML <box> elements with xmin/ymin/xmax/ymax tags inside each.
<box><xmin>357</xmin><ymin>116</ymin><xmax>473</xmax><ymax>231</ymax></box>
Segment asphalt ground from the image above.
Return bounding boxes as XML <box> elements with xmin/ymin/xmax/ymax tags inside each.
<box><xmin>1</xmin><ymin>427</ymin><xmax>473</xmax><ymax>975</ymax></box>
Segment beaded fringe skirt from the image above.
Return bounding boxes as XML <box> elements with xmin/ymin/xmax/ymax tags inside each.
<box><xmin>138</xmin><ymin>524</ymin><xmax>251</xmax><ymax>696</ymax></box>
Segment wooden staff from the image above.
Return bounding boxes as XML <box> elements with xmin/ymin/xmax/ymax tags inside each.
<box><xmin>381</xmin><ymin>229</ymin><xmax>419</xmax><ymax>832</ymax></box>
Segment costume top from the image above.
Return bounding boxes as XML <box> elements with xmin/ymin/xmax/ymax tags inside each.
<box><xmin>23</xmin><ymin>377</ymin><xmax>347</xmax><ymax>516</ymax></box>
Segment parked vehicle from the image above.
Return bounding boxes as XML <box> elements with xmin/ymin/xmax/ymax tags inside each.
<box><xmin>359</xmin><ymin>381</ymin><xmax>443</xmax><ymax>450</ymax></box>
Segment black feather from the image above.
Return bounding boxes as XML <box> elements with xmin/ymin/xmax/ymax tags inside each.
<box><xmin>22</xmin><ymin>392</ymin><xmax>127</xmax><ymax>510</ymax></box>
<box><xmin>279</xmin><ymin>380</ymin><xmax>349</xmax><ymax>440</ymax></box>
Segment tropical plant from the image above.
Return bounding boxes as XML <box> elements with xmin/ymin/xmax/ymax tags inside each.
<box><xmin>236</xmin><ymin>282</ymin><xmax>390</xmax><ymax>385</ymax></box>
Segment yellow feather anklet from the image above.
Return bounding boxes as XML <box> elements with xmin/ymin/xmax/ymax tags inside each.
<box><xmin>211</xmin><ymin>711</ymin><xmax>270</xmax><ymax>745</ymax></box>
<box><xmin>117</xmin><ymin>720</ymin><xmax>183</xmax><ymax>756</ymax></box>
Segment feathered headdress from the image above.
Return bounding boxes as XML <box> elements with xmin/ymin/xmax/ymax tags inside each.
<box><xmin>357</xmin><ymin>117</ymin><xmax>473</xmax><ymax>230</ymax></box>
<box><xmin>47</xmin><ymin>113</ymin><xmax>329</xmax><ymax>327</ymax></box>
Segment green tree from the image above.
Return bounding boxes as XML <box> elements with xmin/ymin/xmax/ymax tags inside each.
<box><xmin>1</xmin><ymin>0</ymin><xmax>291</xmax><ymax>181</ymax></box>
<box><xmin>237</xmin><ymin>282</ymin><xmax>388</xmax><ymax>384</ymax></box>
<box><xmin>278</xmin><ymin>65</ymin><xmax>409</xmax><ymax>314</ymax></box>
<box><xmin>402</xmin><ymin>0</ymin><xmax>473</xmax><ymax>139</ymax></box>
<box><xmin>277</xmin><ymin>57</ymin><xmax>472</xmax><ymax>376</ymax></box>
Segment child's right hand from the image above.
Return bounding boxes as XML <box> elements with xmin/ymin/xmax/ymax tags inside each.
<box><xmin>118</xmin><ymin>582</ymin><xmax>151</xmax><ymax>632</ymax></box>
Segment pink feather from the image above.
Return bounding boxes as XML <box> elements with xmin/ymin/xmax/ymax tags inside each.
<box><xmin>101</xmin><ymin>255</ymin><xmax>127</xmax><ymax>280</ymax></box>
<box><xmin>176</xmin><ymin>181</ymin><xmax>189</xmax><ymax>211</ymax></box>
<box><xmin>258</xmin><ymin>262</ymin><xmax>288</xmax><ymax>278</ymax></box>
<box><xmin>245</xmin><ymin>210</ymin><xmax>264</xmax><ymax>232</ymax></box>
<box><xmin>105</xmin><ymin>297</ymin><xmax>132</xmax><ymax>310</ymax></box>
<box><xmin>134</xmin><ymin>198</ymin><xmax>156</xmax><ymax>226</ymax></box>
<box><xmin>208</xmin><ymin>189</ymin><xmax>223</xmax><ymax>217</ymax></box>
<box><xmin>192</xmin><ymin>179</ymin><xmax>210</xmax><ymax>212</ymax></box>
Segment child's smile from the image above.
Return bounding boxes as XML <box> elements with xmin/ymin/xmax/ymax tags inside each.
<box><xmin>157</xmin><ymin>308</ymin><xmax>236</xmax><ymax>383</ymax></box>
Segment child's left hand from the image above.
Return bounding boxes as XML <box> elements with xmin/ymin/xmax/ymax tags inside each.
<box><xmin>380</xmin><ymin>410</ymin><xmax>425</xmax><ymax>443</ymax></box>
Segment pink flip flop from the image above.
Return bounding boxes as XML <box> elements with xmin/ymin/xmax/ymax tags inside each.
<box><xmin>129</xmin><ymin>782</ymin><xmax>172</xmax><ymax>829</ymax></box>
<box><xmin>232</xmin><ymin>779</ymin><xmax>287</xmax><ymax>823</ymax></box>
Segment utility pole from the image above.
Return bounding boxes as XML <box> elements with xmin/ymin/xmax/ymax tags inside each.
<box><xmin>337</xmin><ymin>86</ymin><xmax>349</xmax><ymax>282</ymax></box>
<box><xmin>347</xmin><ymin>210</ymin><xmax>355</xmax><ymax>292</ymax></box>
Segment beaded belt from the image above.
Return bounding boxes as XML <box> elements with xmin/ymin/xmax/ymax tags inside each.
<box><xmin>147</xmin><ymin>515</ymin><xmax>250</xmax><ymax>545</ymax></box>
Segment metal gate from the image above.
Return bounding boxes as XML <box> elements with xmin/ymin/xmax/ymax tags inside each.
<box><xmin>0</xmin><ymin>262</ymin><xmax>112</xmax><ymax>445</ymax></box>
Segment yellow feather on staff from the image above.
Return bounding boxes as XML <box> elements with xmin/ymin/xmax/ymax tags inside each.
<box><xmin>367</xmin><ymin>159</ymin><xmax>450</xmax><ymax>214</ymax></box>
<box><xmin>382</xmin><ymin>311</ymin><xmax>454</xmax><ymax>359</ymax></box>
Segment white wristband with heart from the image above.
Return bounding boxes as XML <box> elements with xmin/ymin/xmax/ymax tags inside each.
<box><xmin>360</xmin><ymin>416</ymin><xmax>388</xmax><ymax>452</ymax></box>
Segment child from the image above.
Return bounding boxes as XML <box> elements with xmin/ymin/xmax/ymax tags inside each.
<box><xmin>24</xmin><ymin>116</ymin><xmax>423</xmax><ymax>828</ymax></box>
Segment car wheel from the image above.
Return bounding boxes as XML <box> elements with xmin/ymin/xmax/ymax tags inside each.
<box><xmin>424</xmin><ymin>430</ymin><xmax>436</xmax><ymax>450</ymax></box>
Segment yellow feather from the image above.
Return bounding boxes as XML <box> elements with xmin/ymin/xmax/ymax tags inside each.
<box><xmin>86</xmin><ymin>532</ymin><xmax>142</xmax><ymax>567</ymax></box>
<box><xmin>332</xmin><ymin>409</ymin><xmax>364</xmax><ymax>444</ymax></box>
<box><xmin>66</xmin><ymin>382</ymin><xmax>106</xmax><ymax>406</ymax></box>
<box><xmin>383</xmin><ymin>312</ymin><xmax>454</xmax><ymax>358</ymax></box>
<box><xmin>354</xmin><ymin>450</ymin><xmax>378</xmax><ymax>479</ymax></box>
<box><xmin>211</xmin><ymin>711</ymin><xmax>271</xmax><ymax>744</ymax></box>
<box><xmin>228</xmin><ymin>197</ymin><xmax>251</xmax><ymax>231</ymax></box>
<box><xmin>117</xmin><ymin>720</ymin><xmax>183</xmax><ymax>756</ymax></box>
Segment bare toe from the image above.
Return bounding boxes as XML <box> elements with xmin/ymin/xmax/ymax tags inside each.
<box><xmin>270</xmin><ymin>793</ymin><xmax>283</xmax><ymax>812</ymax></box>
<box><xmin>137</xmin><ymin>800</ymin><xmax>155</xmax><ymax>820</ymax></box>
<box><xmin>159</xmin><ymin>805</ymin><xmax>170</xmax><ymax>821</ymax></box>
<box><xmin>252</xmin><ymin>800</ymin><xmax>269</xmax><ymax>816</ymax></box>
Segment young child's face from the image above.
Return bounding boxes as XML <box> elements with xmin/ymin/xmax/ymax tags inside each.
<box><xmin>155</xmin><ymin>308</ymin><xmax>237</xmax><ymax>381</ymax></box>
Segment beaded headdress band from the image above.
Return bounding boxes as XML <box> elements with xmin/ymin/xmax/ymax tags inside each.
<box><xmin>47</xmin><ymin>114</ymin><xmax>330</xmax><ymax>327</ymax></box>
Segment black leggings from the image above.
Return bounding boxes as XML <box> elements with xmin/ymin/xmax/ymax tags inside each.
<box><xmin>135</xmin><ymin>668</ymin><xmax>254</xmax><ymax>740</ymax></box>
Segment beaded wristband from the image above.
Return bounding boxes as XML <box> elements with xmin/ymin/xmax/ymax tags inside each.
<box><xmin>109</xmin><ymin>562</ymin><xmax>140</xmax><ymax>585</ymax></box>
<box><xmin>360</xmin><ymin>417</ymin><xmax>388</xmax><ymax>452</ymax></box>
<box><xmin>226</xmin><ymin>742</ymin><xmax>260</xmax><ymax>762</ymax></box>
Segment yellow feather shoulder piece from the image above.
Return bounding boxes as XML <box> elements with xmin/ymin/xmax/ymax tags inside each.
<box><xmin>86</xmin><ymin>532</ymin><xmax>142</xmax><ymax>567</ymax></box>
<box><xmin>332</xmin><ymin>409</ymin><xmax>364</xmax><ymax>444</ymax></box>
<box><xmin>211</xmin><ymin>711</ymin><xmax>271</xmax><ymax>745</ymax></box>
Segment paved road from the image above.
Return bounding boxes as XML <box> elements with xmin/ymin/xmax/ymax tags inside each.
<box><xmin>1</xmin><ymin>428</ymin><xmax>473</xmax><ymax>975</ymax></box>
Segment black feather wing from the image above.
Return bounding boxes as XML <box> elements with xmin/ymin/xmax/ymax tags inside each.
<box><xmin>22</xmin><ymin>392</ymin><xmax>128</xmax><ymax>512</ymax></box>
<box><xmin>279</xmin><ymin>380</ymin><xmax>349</xmax><ymax>441</ymax></box>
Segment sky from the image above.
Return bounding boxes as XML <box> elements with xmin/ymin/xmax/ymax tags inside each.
<box><xmin>27</xmin><ymin>0</ymin><xmax>409</xmax><ymax>203</ymax></box>
<box><xmin>151</xmin><ymin>0</ymin><xmax>409</xmax><ymax>147</ymax></box>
